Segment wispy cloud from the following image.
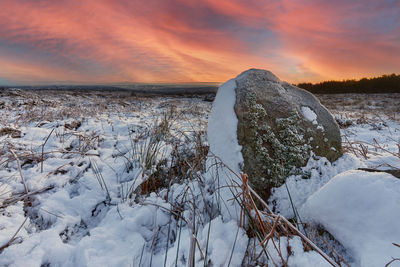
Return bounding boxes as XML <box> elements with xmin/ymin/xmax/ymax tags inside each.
<box><xmin>0</xmin><ymin>0</ymin><xmax>398</xmax><ymax>84</ymax></box>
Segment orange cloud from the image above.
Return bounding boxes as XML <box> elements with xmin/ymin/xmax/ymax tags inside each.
<box><xmin>269</xmin><ymin>0</ymin><xmax>400</xmax><ymax>81</ymax></box>
<box><xmin>0</xmin><ymin>0</ymin><xmax>398</xmax><ymax>84</ymax></box>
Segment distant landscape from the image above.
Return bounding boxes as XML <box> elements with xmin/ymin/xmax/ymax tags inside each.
<box><xmin>1</xmin><ymin>74</ymin><xmax>399</xmax><ymax>96</ymax></box>
<box><xmin>0</xmin><ymin>83</ymin><xmax>219</xmax><ymax>97</ymax></box>
<box><xmin>297</xmin><ymin>73</ymin><xmax>400</xmax><ymax>94</ymax></box>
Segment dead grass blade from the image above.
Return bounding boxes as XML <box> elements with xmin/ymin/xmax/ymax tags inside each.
<box><xmin>41</xmin><ymin>128</ymin><xmax>55</xmax><ymax>173</ymax></box>
<box><xmin>245</xmin><ymin>176</ymin><xmax>339</xmax><ymax>267</ymax></box>
<box><xmin>10</xmin><ymin>149</ymin><xmax>29</xmax><ymax>194</ymax></box>
<box><xmin>0</xmin><ymin>217</ymin><xmax>28</xmax><ymax>253</ymax></box>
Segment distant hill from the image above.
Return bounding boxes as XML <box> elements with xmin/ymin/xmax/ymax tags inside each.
<box><xmin>297</xmin><ymin>74</ymin><xmax>400</xmax><ymax>94</ymax></box>
<box><xmin>0</xmin><ymin>83</ymin><xmax>219</xmax><ymax>96</ymax></box>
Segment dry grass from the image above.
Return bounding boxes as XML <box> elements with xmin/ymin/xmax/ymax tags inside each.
<box><xmin>317</xmin><ymin>93</ymin><xmax>400</xmax><ymax>123</ymax></box>
<box><xmin>232</xmin><ymin>171</ymin><xmax>342</xmax><ymax>266</ymax></box>
<box><xmin>385</xmin><ymin>243</ymin><xmax>400</xmax><ymax>267</ymax></box>
<box><xmin>1</xmin><ymin>90</ymin><xmax>397</xmax><ymax>265</ymax></box>
<box><xmin>0</xmin><ymin>127</ymin><xmax>21</xmax><ymax>138</ymax></box>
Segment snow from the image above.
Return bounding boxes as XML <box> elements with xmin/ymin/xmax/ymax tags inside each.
<box><xmin>206</xmin><ymin>73</ymin><xmax>350</xmax><ymax>266</ymax></box>
<box><xmin>342</xmin><ymin>119</ymin><xmax>400</xmax><ymax>170</ymax></box>
<box><xmin>0</xmin><ymin>202</ymin><xmax>28</xmax><ymax>246</ymax></box>
<box><xmin>287</xmin><ymin>237</ymin><xmax>331</xmax><ymax>267</ymax></box>
<box><xmin>206</xmin><ymin>78</ymin><xmax>246</xmax><ymax>220</ymax></box>
<box><xmin>0</xmin><ymin>89</ymin><xmax>253</xmax><ymax>266</ymax></box>
<box><xmin>365</xmin><ymin>154</ymin><xmax>400</xmax><ymax>170</ymax></box>
<box><xmin>269</xmin><ymin>107</ymin><xmax>400</xmax><ymax>266</ymax></box>
<box><xmin>207</xmin><ymin>78</ymin><xmax>243</xmax><ymax>173</ymax></box>
<box><xmin>198</xmin><ymin>217</ymin><xmax>248</xmax><ymax>266</ymax></box>
<box><xmin>0</xmin><ymin>88</ymin><xmax>399</xmax><ymax>266</ymax></box>
<box><xmin>301</xmin><ymin>106</ymin><xmax>318</xmax><ymax>125</ymax></box>
<box><xmin>269</xmin><ymin>154</ymin><xmax>364</xmax><ymax>219</ymax></box>
<box><xmin>302</xmin><ymin>170</ymin><xmax>400</xmax><ymax>267</ymax></box>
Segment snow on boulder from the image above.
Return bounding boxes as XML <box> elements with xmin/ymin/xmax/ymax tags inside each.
<box><xmin>301</xmin><ymin>106</ymin><xmax>318</xmax><ymax>125</ymax></box>
<box><xmin>207</xmin><ymin>77</ymin><xmax>245</xmax><ymax>221</ymax></box>
<box><xmin>302</xmin><ymin>170</ymin><xmax>400</xmax><ymax>267</ymax></box>
<box><xmin>207</xmin><ymin>78</ymin><xmax>243</xmax><ymax>174</ymax></box>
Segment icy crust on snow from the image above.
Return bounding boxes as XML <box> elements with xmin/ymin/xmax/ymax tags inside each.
<box><xmin>302</xmin><ymin>170</ymin><xmax>400</xmax><ymax>267</ymax></box>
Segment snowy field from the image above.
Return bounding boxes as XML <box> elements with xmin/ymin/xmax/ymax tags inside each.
<box><xmin>0</xmin><ymin>89</ymin><xmax>399</xmax><ymax>266</ymax></box>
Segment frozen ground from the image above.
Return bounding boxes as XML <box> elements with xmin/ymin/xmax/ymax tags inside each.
<box><xmin>0</xmin><ymin>89</ymin><xmax>399</xmax><ymax>266</ymax></box>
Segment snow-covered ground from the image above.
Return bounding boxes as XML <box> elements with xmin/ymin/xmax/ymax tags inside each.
<box><xmin>0</xmin><ymin>89</ymin><xmax>399</xmax><ymax>266</ymax></box>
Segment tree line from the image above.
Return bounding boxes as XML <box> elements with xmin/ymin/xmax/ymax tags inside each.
<box><xmin>297</xmin><ymin>74</ymin><xmax>400</xmax><ymax>94</ymax></box>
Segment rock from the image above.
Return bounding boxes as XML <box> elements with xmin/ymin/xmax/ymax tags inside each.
<box><xmin>234</xmin><ymin>69</ymin><xmax>342</xmax><ymax>200</ymax></box>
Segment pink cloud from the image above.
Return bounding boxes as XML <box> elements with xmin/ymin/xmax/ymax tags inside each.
<box><xmin>0</xmin><ymin>0</ymin><xmax>398</xmax><ymax>84</ymax></box>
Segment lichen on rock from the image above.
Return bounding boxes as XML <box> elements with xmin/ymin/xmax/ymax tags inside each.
<box><xmin>234</xmin><ymin>69</ymin><xmax>342</xmax><ymax>201</ymax></box>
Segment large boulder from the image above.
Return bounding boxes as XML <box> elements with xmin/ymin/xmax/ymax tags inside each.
<box><xmin>234</xmin><ymin>69</ymin><xmax>342</xmax><ymax>200</ymax></box>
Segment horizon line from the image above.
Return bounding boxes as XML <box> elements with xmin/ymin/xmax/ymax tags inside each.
<box><xmin>1</xmin><ymin>72</ymin><xmax>398</xmax><ymax>88</ymax></box>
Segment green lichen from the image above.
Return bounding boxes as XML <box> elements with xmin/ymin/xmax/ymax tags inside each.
<box><xmin>237</xmin><ymin>91</ymin><xmax>311</xmax><ymax>200</ymax></box>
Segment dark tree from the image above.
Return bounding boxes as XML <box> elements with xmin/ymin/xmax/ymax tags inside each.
<box><xmin>297</xmin><ymin>74</ymin><xmax>400</xmax><ymax>94</ymax></box>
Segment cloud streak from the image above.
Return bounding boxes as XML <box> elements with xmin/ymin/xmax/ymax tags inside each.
<box><xmin>0</xmin><ymin>0</ymin><xmax>398</xmax><ymax>84</ymax></box>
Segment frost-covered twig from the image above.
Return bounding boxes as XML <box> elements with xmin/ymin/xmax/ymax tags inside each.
<box><xmin>10</xmin><ymin>149</ymin><xmax>29</xmax><ymax>194</ymax></box>
<box><xmin>0</xmin><ymin>150</ymin><xmax>99</xmax><ymax>166</ymax></box>
<box><xmin>385</xmin><ymin>258</ymin><xmax>400</xmax><ymax>267</ymax></box>
<box><xmin>41</xmin><ymin>128</ymin><xmax>55</xmax><ymax>173</ymax></box>
<box><xmin>0</xmin><ymin>186</ymin><xmax>53</xmax><ymax>209</ymax></box>
<box><xmin>385</xmin><ymin>243</ymin><xmax>400</xmax><ymax>266</ymax></box>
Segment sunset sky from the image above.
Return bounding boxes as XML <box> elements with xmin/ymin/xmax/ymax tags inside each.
<box><xmin>0</xmin><ymin>0</ymin><xmax>399</xmax><ymax>85</ymax></box>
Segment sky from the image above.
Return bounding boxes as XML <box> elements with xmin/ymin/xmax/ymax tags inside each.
<box><xmin>0</xmin><ymin>0</ymin><xmax>399</xmax><ymax>85</ymax></box>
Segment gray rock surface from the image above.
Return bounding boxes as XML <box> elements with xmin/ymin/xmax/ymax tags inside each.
<box><xmin>234</xmin><ymin>69</ymin><xmax>342</xmax><ymax>200</ymax></box>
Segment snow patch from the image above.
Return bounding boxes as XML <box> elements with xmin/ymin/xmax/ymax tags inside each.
<box><xmin>301</xmin><ymin>106</ymin><xmax>318</xmax><ymax>125</ymax></box>
<box><xmin>302</xmin><ymin>170</ymin><xmax>400</xmax><ymax>267</ymax></box>
<box><xmin>269</xmin><ymin>154</ymin><xmax>363</xmax><ymax>219</ymax></box>
<box><xmin>287</xmin><ymin>237</ymin><xmax>331</xmax><ymax>267</ymax></box>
